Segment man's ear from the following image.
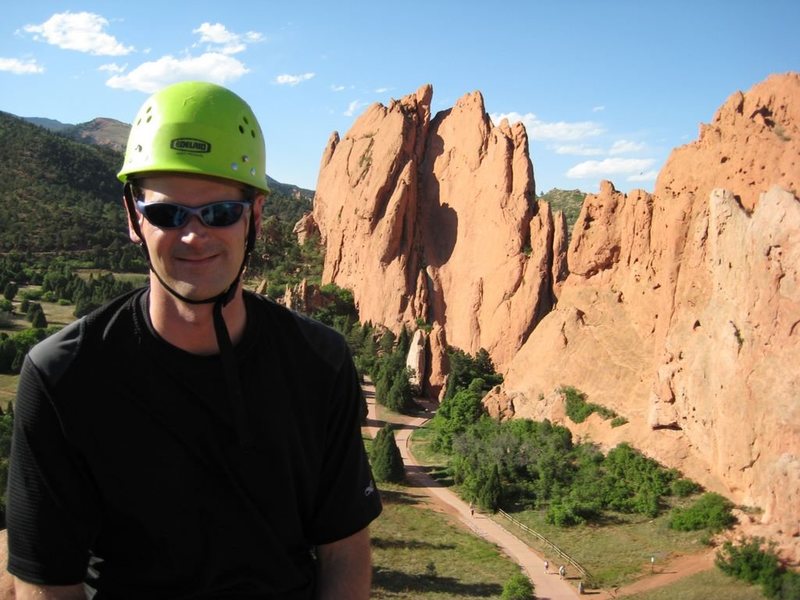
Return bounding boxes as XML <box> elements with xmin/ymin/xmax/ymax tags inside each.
<box><xmin>251</xmin><ymin>193</ymin><xmax>266</xmax><ymax>232</ymax></box>
<box><xmin>122</xmin><ymin>190</ymin><xmax>144</xmax><ymax>245</ymax></box>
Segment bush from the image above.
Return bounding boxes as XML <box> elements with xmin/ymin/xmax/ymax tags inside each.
<box><xmin>501</xmin><ymin>572</ymin><xmax>534</xmax><ymax>600</ymax></box>
<box><xmin>670</xmin><ymin>478</ymin><xmax>701</xmax><ymax>497</ymax></box>
<box><xmin>562</xmin><ymin>386</ymin><xmax>594</xmax><ymax>423</ymax></box>
<box><xmin>562</xmin><ymin>385</ymin><xmax>618</xmax><ymax>423</ymax></box>
<box><xmin>669</xmin><ymin>492</ymin><xmax>736</xmax><ymax>532</ymax></box>
<box><xmin>715</xmin><ymin>536</ymin><xmax>795</xmax><ymax>599</ymax></box>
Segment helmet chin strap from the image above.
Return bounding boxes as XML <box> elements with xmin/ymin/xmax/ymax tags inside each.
<box><xmin>124</xmin><ymin>182</ymin><xmax>255</xmax><ymax>447</ymax></box>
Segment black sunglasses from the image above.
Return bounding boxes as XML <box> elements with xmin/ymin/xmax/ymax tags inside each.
<box><xmin>135</xmin><ymin>200</ymin><xmax>251</xmax><ymax>229</ymax></box>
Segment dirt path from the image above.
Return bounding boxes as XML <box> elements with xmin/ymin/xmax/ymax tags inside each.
<box><xmin>363</xmin><ymin>385</ymin><xmax>582</xmax><ymax>599</ymax></box>
<box><xmin>591</xmin><ymin>549</ymin><xmax>716</xmax><ymax>598</ymax></box>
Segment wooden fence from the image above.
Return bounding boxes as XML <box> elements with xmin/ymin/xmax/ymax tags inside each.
<box><xmin>497</xmin><ymin>509</ymin><xmax>595</xmax><ymax>585</ymax></box>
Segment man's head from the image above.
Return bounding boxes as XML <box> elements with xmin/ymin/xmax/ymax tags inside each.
<box><xmin>118</xmin><ymin>81</ymin><xmax>268</xmax><ymax>306</ymax></box>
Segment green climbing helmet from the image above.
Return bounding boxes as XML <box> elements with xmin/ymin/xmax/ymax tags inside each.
<box><xmin>118</xmin><ymin>81</ymin><xmax>269</xmax><ymax>194</ymax></box>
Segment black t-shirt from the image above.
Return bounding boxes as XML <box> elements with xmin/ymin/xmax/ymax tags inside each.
<box><xmin>7</xmin><ymin>289</ymin><xmax>382</xmax><ymax>599</ymax></box>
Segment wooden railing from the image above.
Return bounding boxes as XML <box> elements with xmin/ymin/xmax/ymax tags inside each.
<box><xmin>497</xmin><ymin>509</ymin><xmax>595</xmax><ymax>585</ymax></box>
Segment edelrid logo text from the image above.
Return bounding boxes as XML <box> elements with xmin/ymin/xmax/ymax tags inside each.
<box><xmin>170</xmin><ymin>138</ymin><xmax>211</xmax><ymax>153</ymax></box>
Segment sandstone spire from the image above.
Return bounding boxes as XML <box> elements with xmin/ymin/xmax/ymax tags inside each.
<box><xmin>309</xmin><ymin>84</ymin><xmax>561</xmax><ymax>394</ymax></box>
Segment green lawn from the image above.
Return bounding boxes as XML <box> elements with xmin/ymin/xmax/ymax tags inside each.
<box><xmin>371</xmin><ymin>483</ymin><xmax>522</xmax><ymax>599</ymax></box>
<box><xmin>622</xmin><ymin>569</ymin><xmax>766</xmax><ymax>600</ymax></box>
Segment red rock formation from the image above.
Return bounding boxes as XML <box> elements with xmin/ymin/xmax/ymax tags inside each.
<box><xmin>311</xmin><ymin>85</ymin><xmax>562</xmax><ymax>394</ymax></box>
<box><xmin>486</xmin><ymin>73</ymin><xmax>800</xmax><ymax>560</ymax></box>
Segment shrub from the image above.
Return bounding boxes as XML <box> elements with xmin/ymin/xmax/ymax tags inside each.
<box><xmin>715</xmin><ymin>536</ymin><xmax>794</xmax><ymax>599</ymax></box>
<box><xmin>669</xmin><ymin>492</ymin><xmax>736</xmax><ymax>532</ymax></box>
<box><xmin>562</xmin><ymin>385</ymin><xmax>618</xmax><ymax>423</ymax></box>
<box><xmin>501</xmin><ymin>572</ymin><xmax>534</xmax><ymax>600</ymax></box>
<box><xmin>670</xmin><ymin>478</ymin><xmax>701</xmax><ymax>497</ymax></box>
<box><xmin>562</xmin><ymin>386</ymin><xmax>594</xmax><ymax>423</ymax></box>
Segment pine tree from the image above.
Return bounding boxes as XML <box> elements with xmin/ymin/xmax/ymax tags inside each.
<box><xmin>478</xmin><ymin>464</ymin><xmax>502</xmax><ymax>512</ymax></box>
<box><xmin>370</xmin><ymin>424</ymin><xmax>404</xmax><ymax>483</ymax></box>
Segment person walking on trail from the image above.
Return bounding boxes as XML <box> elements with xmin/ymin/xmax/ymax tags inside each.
<box><xmin>544</xmin><ymin>559</ymin><xmax>549</xmax><ymax>573</ymax></box>
<box><xmin>559</xmin><ymin>564</ymin><xmax>567</xmax><ymax>579</ymax></box>
<box><xmin>6</xmin><ymin>81</ymin><xmax>382</xmax><ymax>599</ymax></box>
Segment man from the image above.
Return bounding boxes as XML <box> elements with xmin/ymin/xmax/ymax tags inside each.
<box><xmin>7</xmin><ymin>81</ymin><xmax>382</xmax><ymax>599</ymax></box>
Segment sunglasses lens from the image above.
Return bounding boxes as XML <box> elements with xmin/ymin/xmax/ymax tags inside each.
<box><xmin>143</xmin><ymin>203</ymin><xmax>188</xmax><ymax>228</ymax></box>
<box><xmin>201</xmin><ymin>202</ymin><xmax>245</xmax><ymax>227</ymax></box>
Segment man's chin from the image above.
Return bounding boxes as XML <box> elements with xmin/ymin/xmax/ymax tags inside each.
<box><xmin>163</xmin><ymin>281</ymin><xmax>230</xmax><ymax>304</ymax></box>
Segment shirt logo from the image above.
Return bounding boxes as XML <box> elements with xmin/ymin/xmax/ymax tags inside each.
<box><xmin>170</xmin><ymin>138</ymin><xmax>211</xmax><ymax>153</ymax></box>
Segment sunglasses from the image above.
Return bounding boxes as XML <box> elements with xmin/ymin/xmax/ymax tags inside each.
<box><xmin>135</xmin><ymin>200</ymin><xmax>251</xmax><ymax>229</ymax></box>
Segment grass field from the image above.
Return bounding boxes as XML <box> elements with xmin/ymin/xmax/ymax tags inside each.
<box><xmin>496</xmin><ymin>504</ymin><xmax>709</xmax><ymax>588</ymax></box>
<box><xmin>371</xmin><ymin>483</ymin><xmax>522</xmax><ymax>599</ymax></box>
<box><xmin>622</xmin><ymin>569</ymin><xmax>766</xmax><ymax>600</ymax></box>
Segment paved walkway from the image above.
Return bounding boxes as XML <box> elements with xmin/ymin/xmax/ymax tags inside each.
<box><xmin>364</xmin><ymin>385</ymin><xmax>581</xmax><ymax>599</ymax></box>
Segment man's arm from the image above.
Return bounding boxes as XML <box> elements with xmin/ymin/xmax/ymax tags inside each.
<box><xmin>14</xmin><ymin>579</ymin><xmax>86</xmax><ymax>600</ymax></box>
<box><xmin>316</xmin><ymin>527</ymin><xmax>372</xmax><ymax>600</ymax></box>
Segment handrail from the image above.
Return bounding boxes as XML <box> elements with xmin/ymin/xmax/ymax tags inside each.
<box><xmin>497</xmin><ymin>509</ymin><xmax>594</xmax><ymax>585</ymax></box>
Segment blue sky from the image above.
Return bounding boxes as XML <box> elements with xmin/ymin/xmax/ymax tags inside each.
<box><xmin>1</xmin><ymin>1</ymin><xmax>797</xmax><ymax>193</ymax></box>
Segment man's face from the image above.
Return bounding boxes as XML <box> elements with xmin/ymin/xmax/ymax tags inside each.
<box><xmin>129</xmin><ymin>174</ymin><xmax>263</xmax><ymax>302</ymax></box>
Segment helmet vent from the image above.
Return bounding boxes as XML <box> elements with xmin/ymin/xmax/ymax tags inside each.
<box><xmin>231</xmin><ymin>163</ymin><xmax>239</xmax><ymax>171</ymax></box>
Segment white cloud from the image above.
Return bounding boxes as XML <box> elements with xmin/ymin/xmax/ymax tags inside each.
<box><xmin>344</xmin><ymin>100</ymin><xmax>367</xmax><ymax>117</ymax></box>
<box><xmin>609</xmin><ymin>139</ymin><xmax>646</xmax><ymax>155</ymax></box>
<box><xmin>192</xmin><ymin>22</ymin><xmax>263</xmax><ymax>55</ymax></box>
<box><xmin>105</xmin><ymin>53</ymin><xmax>248</xmax><ymax>93</ymax></box>
<box><xmin>490</xmin><ymin>111</ymin><xmax>605</xmax><ymax>141</ymax></box>
<box><xmin>23</xmin><ymin>11</ymin><xmax>132</xmax><ymax>56</ymax></box>
<box><xmin>566</xmin><ymin>157</ymin><xmax>656</xmax><ymax>179</ymax></box>
<box><xmin>0</xmin><ymin>57</ymin><xmax>44</xmax><ymax>74</ymax></box>
<box><xmin>627</xmin><ymin>170</ymin><xmax>659</xmax><ymax>182</ymax></box>
<box><xmin>592</xmin><ymin>105</ymin><xmax>605</xmax><ymax>112</ymax></box>
<box><xmin>330</xmin><ymin>84</ymin><xmax>345</xmax><ymax>92</ymax></box>
<box><xmin>374</xmin><ymin>87</ymin><xmax>389</xmax><ymax>93</ymax></box>
<box><xmin>98</xmin><ymin>62</ymin><xmax>125</xmax><ymax>74</ymax></box>
<box><xmin>554</xmin><ymin>144</ymin><xmax>604</xmax><ymax>156</ymax></box>
<box><xmin>275</xmin><ymin>72</ymin><xmax>315</xmax><ymax>86</ymax></box>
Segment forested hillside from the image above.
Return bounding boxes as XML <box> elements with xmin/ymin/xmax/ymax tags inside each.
<box><xmin>0</xmin><ymin>111</ymin><xmax>314</xmax><ymax>269</ymax></box>
<box><xmin>0</xmin><ymin>111</ymin><xmax>129</xmax><ymax>256</ymax></box>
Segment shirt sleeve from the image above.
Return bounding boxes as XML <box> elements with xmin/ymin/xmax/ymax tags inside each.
<box><xmin>7</xmin><ymin>355</ymin><xmax>100</xmax><ymax>585</ymax></box>
<box><xmin>308</xmin><ymin>348</ymin><xmax>382</xmax><ymax>545</ymax></box>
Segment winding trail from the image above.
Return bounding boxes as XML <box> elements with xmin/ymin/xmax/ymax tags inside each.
<box><xmin>363</xmin><ymin>383</ymin><xmax>582</xmax><ymax>599</ymax></box>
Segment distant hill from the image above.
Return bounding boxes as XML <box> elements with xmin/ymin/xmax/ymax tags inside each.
<box><xmin>540</xmin><ymin>188</ymin><xmax>586</xmax><ymax>239</ymax></box>
<box><xmin>22</xmin><ymin>114</ymin><xmax>316</xmax><ymax>205</ymax></box>
<box><xmin>0</xmin><ymin>111</ymin><xmax>313</xmax><ymax>255</ymax></box>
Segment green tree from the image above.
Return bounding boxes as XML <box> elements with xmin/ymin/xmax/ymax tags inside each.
<box><xmin>2</xmin><ymin>282</ymin><xmax>17</xmax><ymax>302</ymax></box>
<box><xmin>431</xmin><ymin>378</ymin><xmax>485</xmax><ymax>453</ymax></box>
<box><xmin>370</xmin><ymin>424</ymin><xmax>404</xmax><ymax>483</ymax></box>
<box><xmin>31</xmin><ymin>309</ymin><xmax>47</xmax><ymax>329</ymax></box>
<box><xmin>501</xmin><ymin>572</ymin><xmax>534</xmax><ymax>600</ymax></box>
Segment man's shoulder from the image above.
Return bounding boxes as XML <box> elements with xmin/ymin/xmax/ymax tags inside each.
<box><xmin>245</xmin><ymin>291</ymin><xmax>349</xmax><ymax>370</ymax></box>
<box><xmin>27</xmin><ymin>288</ymin><xmax>144</xmax><ymax>382</ymax></box>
